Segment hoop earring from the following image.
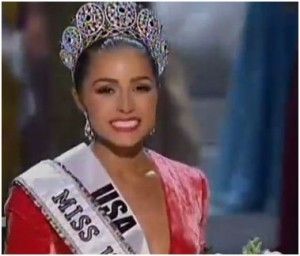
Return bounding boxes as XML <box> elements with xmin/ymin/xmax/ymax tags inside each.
<box><xmin>150</xmin><ymin>127</ymin><xmax>156</xmax><ymax>136</ymax></box>
<box><xmin>84</xmin><ymin>111</ymin><xmax>94</xmax><ymax>142</ymax></box>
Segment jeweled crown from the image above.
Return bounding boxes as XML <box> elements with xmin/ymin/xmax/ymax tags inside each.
<box><xmin>60</xmin><ymin>2</ymin><xmax>169</xmax><ymax>76</ymax></box>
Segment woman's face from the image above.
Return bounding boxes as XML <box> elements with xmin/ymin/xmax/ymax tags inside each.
<box><xmin>75</xmin><ymin>47</ymin><xmax>158</xmax><ymax>148</ymax></box>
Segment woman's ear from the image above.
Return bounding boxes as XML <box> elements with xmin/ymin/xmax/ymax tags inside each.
<box><xmin>71</xmin><ymin>87</ymin><xmax>85</xmax><ymax>113</ymax></box>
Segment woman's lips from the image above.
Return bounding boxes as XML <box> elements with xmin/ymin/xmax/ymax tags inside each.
<box><xmin>110</xmin><ymin>118</ymin><xmax>141</xmax><ymax>132</ymax></box>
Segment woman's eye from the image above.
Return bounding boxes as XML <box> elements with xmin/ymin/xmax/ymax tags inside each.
<box><xmin>135</xmin><ymin>85</ymin><xmax>152</xmax><ymax>92</ymax></box>
<box><xmin>96</xmin><ymin>86</ymin><xmax>114</xmax><ymax>94</ymax></box>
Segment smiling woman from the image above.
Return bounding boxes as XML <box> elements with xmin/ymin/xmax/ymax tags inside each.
<box><xmin>4</xmin><ymin>2</ymin><xmax>210</xmax><ymax>254</ymax></box>
<box><xmin>72</xmin><ymin>41</ymin><xmax>158</xmax><ymax>150</ymax></box>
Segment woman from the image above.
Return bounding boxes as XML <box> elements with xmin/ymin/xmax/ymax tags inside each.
<box><xmin>5</xmin><ymin>2</ymin><xmax>210</xmax><ymax>254</ymax></box>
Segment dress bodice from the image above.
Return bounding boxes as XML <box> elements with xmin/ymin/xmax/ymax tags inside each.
<box><xmin>5</xmin><ymin>148</ymin><xmax>210</xmax><ymax>254</ymax></box>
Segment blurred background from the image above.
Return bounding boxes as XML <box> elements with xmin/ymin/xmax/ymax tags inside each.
<box><xmin>2</xmin><ymin>2</ymin><xmax>298</xmax><ymax>253</ymax></box>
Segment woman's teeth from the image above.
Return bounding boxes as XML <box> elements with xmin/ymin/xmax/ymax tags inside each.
<box><xmin>111</xmin><ymin>120</ymin><xmax>139</xmax><ymax>128</ymax></box>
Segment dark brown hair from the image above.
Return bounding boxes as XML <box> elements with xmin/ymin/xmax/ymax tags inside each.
<box><xmin>73</xmin><ymin>36</ymin><xmax>159</xmax><ymax>92</ymax></box>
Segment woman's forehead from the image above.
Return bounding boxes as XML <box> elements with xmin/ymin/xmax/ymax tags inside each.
<box><xmin>88</xmin><ymin>48</ymin><xmax>156</xmax><ymax>78</ymax></box>
<box><xmin>91</xmin><ymin>47</ymin><xmax>150</xmax><ymax>63</ymax></box>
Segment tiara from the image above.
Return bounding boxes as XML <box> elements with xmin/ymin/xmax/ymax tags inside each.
<box><xmin>59</xmin><ymin>2</ymin><xmax>169</xmax><ymax>76</ymax></box>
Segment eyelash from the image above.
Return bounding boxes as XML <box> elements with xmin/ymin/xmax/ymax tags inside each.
<box><xmin>135</xmin><ymin>85</ymin><xmax>152</xmax><ymax>92</ymax></box>
<box><xmin>96</xmin><ymin>86</ymin><xmax>114</xmax><ymax>94</ymax></box>
<box><xmin>96</xmin><ymin>85</ymin><xmax>152</xmax><ymax>94</ymax></box>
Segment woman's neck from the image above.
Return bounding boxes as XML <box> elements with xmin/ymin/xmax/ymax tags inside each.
<box><xmin>91</xmin><ymin>141</ymin><xmax>153</xmax><ymax>178</ymax></box>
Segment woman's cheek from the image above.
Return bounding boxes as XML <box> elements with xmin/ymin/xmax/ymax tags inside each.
<box><xmin>140</xmin><ymin>98</ymin><xmax>157</xmax><ymax>126</ymax></box>
<box><xmin>88</xmin><ymin>101</ymin><xmax>111</xmax><ymax>132</ymax></box>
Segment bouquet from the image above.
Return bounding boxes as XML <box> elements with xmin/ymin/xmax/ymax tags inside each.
<box><xmin>204</xmin><ymin>237</ymin><xmax>281</xmax><ymax>254</ymax></box>
<box><xmin>242</xmin><ymin>237</ymin><xmax>281</xmax><ymax>254</ymax></box>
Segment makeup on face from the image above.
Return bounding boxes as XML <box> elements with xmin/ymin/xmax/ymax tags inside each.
<box><xmin>80</xmin><ymin>48</ymin><xmax>158</xmax><ymax>147</ymax></box>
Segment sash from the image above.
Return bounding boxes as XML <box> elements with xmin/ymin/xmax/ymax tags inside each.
<box><xmin>15</xmin><ymin>143</ymin><xmax>150</xmax><ymax>254</ymax></box>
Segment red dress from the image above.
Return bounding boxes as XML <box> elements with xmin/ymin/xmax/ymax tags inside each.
<box><xmin>5</xmin><ymin>150</ymin><xmax>210</xmax><ymax>254</ymax></box>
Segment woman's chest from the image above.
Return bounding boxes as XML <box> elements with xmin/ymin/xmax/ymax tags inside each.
<box><xmin>111</xmin><ymin>173</ymin><xmax>170</xmax><ymax>254</ymax></box>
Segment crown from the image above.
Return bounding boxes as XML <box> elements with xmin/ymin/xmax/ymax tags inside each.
<box><xmin>59</xmin><ymin>2</ymin><xmax>169</xmax><ymax>76</ymax></box>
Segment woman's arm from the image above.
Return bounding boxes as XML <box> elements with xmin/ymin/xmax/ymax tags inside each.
<box><xmin>5</xmin><ymin>185</ymin><xmax>71</xmax><ymax>254</ymax></box>
<box><xmin>198</xmin><ymin>172</ymin><xmax>211</xmax><ymax>252</ymax></box>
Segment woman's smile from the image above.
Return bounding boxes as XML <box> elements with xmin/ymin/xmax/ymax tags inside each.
<box><xmin>110</xmin><ymin>117</ymin><xmax>141</xmax><ymax>133</ymax></box>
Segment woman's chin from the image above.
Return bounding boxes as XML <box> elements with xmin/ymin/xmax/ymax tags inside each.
<box><xmin>96</xmin><ymin>134</ymin><xmax>143</xmax><ymax>150</ymax></box>
<box><xmin>100</xmin><ymin>138</ymin><xmax>144</xmax><ymax>157</ymax></box>
<box><xmin>108</xmin><ymin>130</ymin><xmax>146</xmax><ymax>147</ymax></box>
<box><xmin>112</xmin><ymin>138</ymin><xmax>142</xmax><ymax>148</ymax></box>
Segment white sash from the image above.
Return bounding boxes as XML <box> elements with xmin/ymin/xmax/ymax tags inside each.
<box><xmin>15</xmin><ymin>143</ymin><xmax>150</xmax><ymax>254</ymax></box>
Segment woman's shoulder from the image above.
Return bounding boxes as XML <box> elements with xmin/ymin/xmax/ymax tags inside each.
<box><xmin>5</xmin><ymin>185</ymin><xmax>27</xmax><ymax>212</ymax></box>
<box><xmin>5</xmin><ymin>184</ymin><xmax>47</xmax><ymax>224</ymax></box>
<box><xmin>13</xmin><ymin>143</ymin><xmax>87</xmax><ymax>181</ymax></box>
<box><xmin>6</xmin><ymin>143</ymin><xmax>90</xmax><ymax>214</ymax></box>
<box><xmin>147</xmin><ymin>148</ymin><xmax>209</xmax><ymax>185</ymax></box>
<box><xmin>148</xmin><ymin>149</ymin><xmax>210</xmax><ymax>220</ymax></box>
<box><xmin>5</xmin><ymin>151</ymin><xmax>68</xmax><ymax>214</ymax></box>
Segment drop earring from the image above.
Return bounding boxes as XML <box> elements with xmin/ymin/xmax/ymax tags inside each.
<box><xmin>150</xmin><ymin>127</ymin><xmax>156</xmax><ymax>136</ymax></box>
<box><xmin>84</xmin><ymin>111</ymin><xmax>94</xmax><ymax>142</ymax></box>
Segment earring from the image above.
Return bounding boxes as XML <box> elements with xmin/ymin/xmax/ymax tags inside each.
<box><xmin>150</xmin><ymin>127</ymin><xmax>156</xmax><ymax>136</ymax></box>
<box><xmin>84</xmin><ymin>111</ymin><xmax>94</xmax><ymax>142</ymax></box>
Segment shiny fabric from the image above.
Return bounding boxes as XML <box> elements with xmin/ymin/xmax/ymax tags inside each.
<box><xmin>5</xmin><ymin>149</ymin><xmax>210</xmax><ymax>254</ymax></box>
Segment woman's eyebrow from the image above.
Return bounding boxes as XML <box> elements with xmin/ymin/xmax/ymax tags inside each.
<box><xmin>130</xmin><ymin>76</ymin><xmax>152</xmax><ymax>83</ymax></box>
<box><xmin>92</xmin><ymin>78</ymin><xmax>118</xmax><ymax>86</ymax></box>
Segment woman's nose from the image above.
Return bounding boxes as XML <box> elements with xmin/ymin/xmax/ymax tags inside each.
<box><xmin>117</xmin><ymin>91</ymin><xmax>134</xmax><ymax>114</ymax></box>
